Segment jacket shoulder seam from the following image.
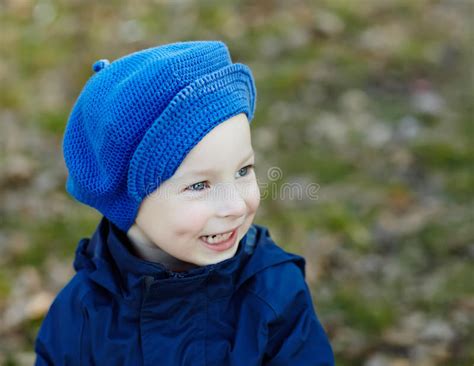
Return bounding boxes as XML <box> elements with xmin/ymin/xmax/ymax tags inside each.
<box><xmin>73</xmin><ymin>271</ymin><xmax>96</xmax><ymax>305</ymax></box>
<box><xmin>242</xmin><ymin>288</ymin><xmax>278</xmax><ymax>322</ymax></box>
<box><xmin>243</xmin><ymin>260</ymin><xmax>307</xmax><ymax>318</ymax></box>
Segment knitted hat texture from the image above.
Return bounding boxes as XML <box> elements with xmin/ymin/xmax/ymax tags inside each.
<box><xmin>62</xmin><ymin>41</ymin><xmax>257</xmax><ymax>231</ymax></box>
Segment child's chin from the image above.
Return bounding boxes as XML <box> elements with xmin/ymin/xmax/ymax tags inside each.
<box><xmin>196</xmin><ymin>246</ymin><xmax>239</xmax><ymax>266</ymax></box>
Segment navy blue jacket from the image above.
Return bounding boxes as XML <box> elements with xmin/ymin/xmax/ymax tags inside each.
<box><xmin>35</xmin><ymin>217</ymin><xmax>334</xmax><ymax>365</ymax></box>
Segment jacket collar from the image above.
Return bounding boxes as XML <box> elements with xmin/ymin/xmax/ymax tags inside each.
<box><xmin>73</xmin><ymin>217</ymin><xmax>304</xmax><ymax>302</ymax></box>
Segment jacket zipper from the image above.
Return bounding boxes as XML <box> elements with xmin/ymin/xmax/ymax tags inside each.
<box><xmin>143</xmin><ymin>267</ymin><xmax>205</xmax><ymax>297</ymax></box>
<box><xmin>143</xmin><ymin>275</ymin><xmax>154</xmax><ymax>294</ymax></box>
<box><xmin>144</xmin><ymin>271</ymin><xmax>185</xmax><ymax>292</ymax></box>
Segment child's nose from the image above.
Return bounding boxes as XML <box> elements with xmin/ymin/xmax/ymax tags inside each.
<box><xmin>212</xmin><ymin>183</ymin><xmax>247</xmax><ymax>217</ymax></box>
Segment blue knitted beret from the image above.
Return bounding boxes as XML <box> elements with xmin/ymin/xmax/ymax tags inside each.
<box><xmin>62</xmin><ymin>41</ymin><xmax>257</xmax><ymax>232</ymax></box>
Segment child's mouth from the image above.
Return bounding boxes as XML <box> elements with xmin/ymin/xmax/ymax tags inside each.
<box><xmin>199</xmin><ymin>228</ymin><xmax>238</xmax><ymax>252</ymax></box>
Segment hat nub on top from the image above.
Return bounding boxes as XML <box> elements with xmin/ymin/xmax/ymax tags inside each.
<box><xmin>92</xmin><ymin>59</ymin><xmax>111</xmax><ymax>73</ymax></box>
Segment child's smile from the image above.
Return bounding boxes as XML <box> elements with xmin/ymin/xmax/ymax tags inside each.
<box><xmin>199</xmin><ymin>226</ymin><xmax>239</xmax><ymax>252</ymax></box>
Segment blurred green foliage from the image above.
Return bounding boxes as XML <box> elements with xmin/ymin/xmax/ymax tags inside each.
<box><xmin>1</xmin><ymin>0</ymin><xmax>473</xmax><ymax>365</ymax></box>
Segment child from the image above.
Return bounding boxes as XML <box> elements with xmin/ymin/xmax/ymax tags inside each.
<box><xmin>34</xmin><ymin>40</ymin><xmax>334</xmax><ymax>365</ymax></box>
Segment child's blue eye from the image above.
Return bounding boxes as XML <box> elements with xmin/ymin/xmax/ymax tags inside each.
<box><xmin>187</xmin><ymin>181</ymin><xmax>209</xmax><ymax>192</ymax></box>
<box><xmin>237</xmin><ymin>164</ymin><xmax>254</xmax><ymax>178</ymax></box>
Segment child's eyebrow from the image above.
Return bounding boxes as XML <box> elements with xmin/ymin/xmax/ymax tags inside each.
<box><xmin>177</xmin><ymin>150</ymin><xmax>255</xmax><ymax>179</ymax></box>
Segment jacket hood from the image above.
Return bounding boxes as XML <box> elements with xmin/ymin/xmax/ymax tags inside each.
<box><xmin>73</xmin><ymin>217</ymin><xmax>305</xmax><ymax>301</ymax></box>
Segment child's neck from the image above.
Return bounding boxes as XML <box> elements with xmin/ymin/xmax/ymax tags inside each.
<box><xmin>126</xmin><ymin>225</ymin><xmax>198</xmax><ymax>272</ymax></box>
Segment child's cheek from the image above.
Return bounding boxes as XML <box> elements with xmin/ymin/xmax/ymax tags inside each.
<box><xmin>245</xmin><ymin>179</ymin><xmax>261</xmax><ymax>214</ymax></box>
<box><xmin>171</xmin><ymin>201</ymin><xmax>213</xmax><ymax>236</ymax></box>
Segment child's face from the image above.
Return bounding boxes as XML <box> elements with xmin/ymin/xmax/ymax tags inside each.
<box><xmin>128</xmin><ymin>113</ymin><xmax>260</xmax><ymax>268</ymax></box>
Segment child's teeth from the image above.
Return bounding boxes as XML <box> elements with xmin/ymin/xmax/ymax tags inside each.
<box><xmin>202</xmin><ymin>231</ymin><xmax>232</xmax><ymax>244</ymax></box>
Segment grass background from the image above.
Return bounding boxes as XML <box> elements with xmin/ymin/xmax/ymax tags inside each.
<box><xmin>1</xmin><ymin>0</ymin><xmax>473</xmax><ymax>365</ymax></box>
